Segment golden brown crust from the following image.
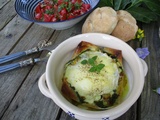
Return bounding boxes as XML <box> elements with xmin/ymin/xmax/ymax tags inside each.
<box><xmin>102</xmin><ymin>47</ymin><xmax>123</xmax><ymax>66</ymax></box>
<box><xmin>73</xmin><ymin>41</ymin><xmax>122</xmax><ymax>65</ymax></box>
<box><xmin>72</xmin><ymin>41</ymin><xmax>99</xmax><ymax>58</ymax></box>
<box><xmin>61</xmin><ymin>78</ymin><xmax>80</xmax><ymax>102</ymax></box>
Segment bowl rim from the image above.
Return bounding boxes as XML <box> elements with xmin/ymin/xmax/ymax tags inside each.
<box><xmin>46</xmin><ymin>33</ymin><xmax>144</xmax><ymax>119</ymax></box>
<box><xmin>14</xmin><ymin>0</ymin><xmax>100</xmax><ymax>23</ymax></box>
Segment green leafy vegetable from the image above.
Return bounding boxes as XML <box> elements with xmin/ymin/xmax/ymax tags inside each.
<box><xmin>98</xmin><ymin>0</ymin><xmax>113</xmax><ymax>8</ymax></box>
<box><xmin>127</xmin><ymin>7</ymin><xmax>158</xmax><ymax>23</ymax></box>
<box><xmin>98</xmin><ymin>0</ymin><xmax>160</xmax><ymax>23</ymax></box>
<box><xmin>142</xmin><ymin>0</ymin><xmax>160</xmax><ymax>15</ymax></box>
<box><xmin>114</xmin><ymin>0</ymin><xmax>122</xmax><ymax>10</ymax></box>
<box><xmin>81</xmin><ymin>56</ymin><xmax>105</xmax><ymax>73</ymax></box>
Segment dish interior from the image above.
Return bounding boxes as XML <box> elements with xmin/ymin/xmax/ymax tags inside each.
<box><xmin>45</xmin><ymin>33</ymin><xmax>144</xmax><ymax>119</ymax></box>
<box><xmin>48</xmin><ymin>36</ymin><xmax>135</xmax><ymax>107</ymax></box>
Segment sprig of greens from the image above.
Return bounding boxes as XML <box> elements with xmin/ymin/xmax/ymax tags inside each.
<box><xmin>81</xmin><ymin>56</ymin><xmax>105</xmax><ymax>73</ymax></box>
<box><xmin>98</xmin><ymin>0</ymin><xmax>160</xmax><ymax>23</ymax></box>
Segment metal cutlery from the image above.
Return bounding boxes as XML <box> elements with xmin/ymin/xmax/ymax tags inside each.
<box><xmin>0</xmin><ymin>40</ymin><xmax>52</xmax><ymax>64</ymax></box>
<box><xmin>0</xmin><ymin>52</ymin><xmax>51</xmax><ymax>73</ymax></box>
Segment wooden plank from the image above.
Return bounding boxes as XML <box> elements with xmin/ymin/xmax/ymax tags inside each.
<box><xmin>0</xmin><ymin>22</ymin><xmax>82</xmax><ymax>120</ymax></box>
<box><xmin>0</xmin><ymin>0</ymin><xmax>11</xmax><ymax>9</ymax></box>
<box><xmin>48</xmin><ymin>21</ymin><xmax>83</xmax><ymax>51</ymax></box>
<box><xmin>1</xmin><ymin>52</ymin><xmax>61</xmax><ymax>120</ymax></box>
<box><xmin>0</xmin><ymin>24</ymin><xmax>54</xmax><ymax>118</ymax></box>
<box><xmin>0</xmin><ymin>15</ymin><xmax>32</xmax><ymax>56</ymax></box>
<box><xmin>8</xmin><ymin>24</ymin><xmax>54</xmax><ymax>54</ymax></box>
<box><xmin>0</xmin><ymin>0</ymin><xmax>17</xmax><ymax>30</ymax></box>
<box><xmin>59</xmin><ymin>110</ymin><xmax>75</xmax><ymax>120</ymax></box>
<box><xmin>138</xmin><ymin>21</ymin><xmax>160</xmax><ymax>120</ymax></box>
<box><xmin>116</xmin><ymin>104</ymin><xmax>138</xmax><ymax>120</ymax></box>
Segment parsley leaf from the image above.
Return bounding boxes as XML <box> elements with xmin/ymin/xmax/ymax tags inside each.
<box><xmin>89</xmin><ymin>66</ymin><xmax>97</xmax><ymax>72</ymax></box>
<box><xmin>92</xmin><ymin>56</ymin><xmax>98</xmax><ymax>61</ymax></box>
<box><xmin>81</xmin><ymin>60</ymin><xmax>88</xmax><ymax>64</ymax></box>
<box><xmin>97</xmin><ymin>64</ymin><xmax>105</xmax><ymax>70</ymax></box>
<box><xmin>88</xmin><ymin>58</ymin><xmax>95</xmax><ymax>66</ymax></box>
<box><xmin>81</xmin><ymin>56</ymin><xmax>105</xmax><ymax>73</ymax></box>
<box><xmin>88</xmin><ymin>56</ymin><xmax>97</xmax><ymax>66</ymax></box>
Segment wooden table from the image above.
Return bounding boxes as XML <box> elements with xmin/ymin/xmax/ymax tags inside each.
<box><xmin>0</xmin><ymin>1</ymin><xmax>160</xmax><ymax>120</ymax></box>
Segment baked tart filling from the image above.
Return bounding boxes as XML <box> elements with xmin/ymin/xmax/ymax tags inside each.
<box><xmin>61</xmin><ymin>41</ymin><xmax>128</xmax><ymax>110</ymax></box>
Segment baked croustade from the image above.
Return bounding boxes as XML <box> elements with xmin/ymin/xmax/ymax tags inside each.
<box><xmin>61</xmin><ymin>41</ymin><xmax>128</xmax><ymax>110</ymax></box>
<box><xmin>111</xmin><ymin>10</ymin><xmax>138</xmax><ymax>42</ymax></box>
<box><xmin>82</xmin><ymin>7</ymin><xmax>118</xmax><ymax>34</ymax></box>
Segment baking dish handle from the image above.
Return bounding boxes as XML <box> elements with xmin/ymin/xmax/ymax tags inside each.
<box><xmin>38</xmin><ymin>73</ymin><xmax>53</xmax><ymax>99</ymax></box>
<box><xmin>139</xmin><ymin>59</ymin><xmax>148</xmax><ymax>77</ymax></box>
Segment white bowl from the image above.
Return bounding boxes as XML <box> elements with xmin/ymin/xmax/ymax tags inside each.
<box><xmin>38</xmin><ymin>33</ymin><xmax>148</xmax><ymax>120</ymax></box>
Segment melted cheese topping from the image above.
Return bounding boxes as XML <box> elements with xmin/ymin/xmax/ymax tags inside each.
<box><xmin>64</xmin><ymin>51</ymin><xmax>120</xmax><ymax>104</ymax></box>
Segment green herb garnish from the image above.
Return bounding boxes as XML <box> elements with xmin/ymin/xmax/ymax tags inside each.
<box><xmin>81</xmin><ymin>56</ymin><xmax>105</xmax><ymax>73</ymax></box>
<box><xmin>81</xmin><ymin>60</ymin><xmax>88</xmax><ymax>64</ymax></box>
<box><xmin>45</xmin><ymin>10</ymin><xmax>54</xmax><ymax>15</ymax></box>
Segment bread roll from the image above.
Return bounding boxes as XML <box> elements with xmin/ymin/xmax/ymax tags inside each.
<box><xmin>111</xmin><ymin>10</ymin><xmax>138</xmax><ymax>42</ymax></box>
<box><xmin>82</xmin><ymin>7</ymin><xmax>118</xmax><ymax>34</ymax></box>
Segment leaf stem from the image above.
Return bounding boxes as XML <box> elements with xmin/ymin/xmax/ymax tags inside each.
<box><xmin>126</xmin><ymin>0</ymin><xmax>143</xmax><ymax>10</ymax></box>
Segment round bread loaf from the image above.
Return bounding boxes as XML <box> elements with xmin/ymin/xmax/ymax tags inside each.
<box><xmin>82</xmin><ymin>7</ymin><xmax>118</xmax><ymax>34</ymax></box>
<box><xmin>111</xmin><ymin>10</ymin><xmax>138</xmax><ymax>42</ymax></box>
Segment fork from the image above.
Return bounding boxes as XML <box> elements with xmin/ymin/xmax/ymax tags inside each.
<box><xmin>0</xmin><ymin>52</ymin><xmax>51</xmax><ymax>74</ymax></box>
<box><xmin>0</xmin><ymin>39</ymin><xmax>52</xmax><ymax>64</ymax></box>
